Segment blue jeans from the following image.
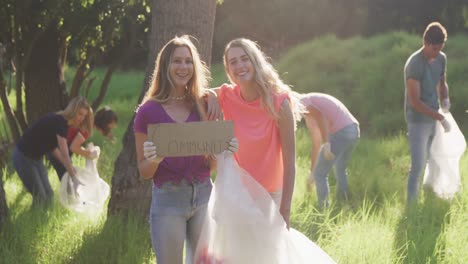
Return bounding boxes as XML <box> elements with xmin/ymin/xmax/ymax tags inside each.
<box><xmin>314</xmin><ymin>123</ymin><xmax>359</xmax><ymax>208</ymax></box>
<box><xmin>407</xmin><ymin>121</ymin><xmax>436</xmax><ymax>203</ymax></box>
<box><xmin>150</xmin><ymin>179</ymin><xmax>212</xmax><ymax>264</ymax></box>
<box><xmin>12</xmin><ymin>146</ymin><xmax>53</xmax><ymax>205</ymax></box>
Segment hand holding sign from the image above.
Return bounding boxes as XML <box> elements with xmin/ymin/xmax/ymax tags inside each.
<box><xmin>143</xmin><ymin>141</ymin><xmax>164</xmax><ymax>163</ymax></box>
<box><xmin>226</xmin><ymin>138</ymin><xmax>239</xmax><ymax>154</ymax></box>
<box><xmin>148</xmin><ymin>121</ymin><xmax>234</xmax><ymax>157</ymax></box>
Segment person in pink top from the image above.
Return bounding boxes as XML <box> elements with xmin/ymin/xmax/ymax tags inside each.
<box><xmin>198</xmin><ymin>39</ymin><xmax>337</xmax><ymax>264</ymax></box>
<box><xmin>207</xmin><ymin>38</ymin><xmax>298</xmax><ymax>228</ymax></box>
<box><xmin>295</xmin><ymin>92</ymin><xmax>360</xmax><ymax>208</ymax></box>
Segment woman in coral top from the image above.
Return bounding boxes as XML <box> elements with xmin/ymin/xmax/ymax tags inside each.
<box><xmin>197</xmin><ymin>39</ymin><xmax>336</xmax><ymax>264</ymax></box>
<box><xmin>208</xmin><ymin>38</ymin><xmax>297</xmax><ymax>227</ymax></box>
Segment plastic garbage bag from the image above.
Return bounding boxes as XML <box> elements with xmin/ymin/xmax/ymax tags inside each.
<box><xmin>423</xmin><ymin>113</ymin><xmax>466</xmax><ymax>199</ymax></box>
<box><xmin>194</xmin><ymin>153</ymin><xmax>336</xmax><ymax>264</ymax></box>
<box><xmin>59</xmin><ymin>143</ymin><xmax>110</xmax><ymax>213</ymax></box>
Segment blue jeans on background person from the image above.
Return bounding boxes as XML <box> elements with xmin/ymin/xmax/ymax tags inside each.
<box><xmin>150</xmin><ymin>178</ymin><xmax>212</xmax><ymax>264</ymax></box>
<box><xmin>314</xmin><ymin>123</ymin><xmax>360</xmax><ymax>208</ymax></box>
<box><xmin>12</xmin><ymin>146</ymin><xmax>53</xmax><ymax>206</ymax></box>
<box><xmin>407</xmin><ymin>121</ymin><xmax>436</xmax><ymax>203</ymax></box>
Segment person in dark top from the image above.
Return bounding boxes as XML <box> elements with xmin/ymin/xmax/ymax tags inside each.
<box><xmin>47</xmin><ymin>105</ymin><xmax>118</xmax><ymax>180</ymax></box>
<box><xmin>12</xmin><ymin>96</ymin><xmax>91</xmax><ymax>206</ymax></box>
<box><xmin>47</xmin><ymin>97</ymin><xmax>95</xmax><ymax>181</ymax></box>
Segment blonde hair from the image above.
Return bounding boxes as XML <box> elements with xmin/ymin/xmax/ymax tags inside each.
<box><xmin>223</xmin><ymin>38</ymin><xmax>302</xmax><ymax>122</ymax></box>
<box><xmin>57</xmin><ymin>96</ymin><xmax>94</xmax><ymax>135</ymax></box>
<box><xmin>142</xmin><ymin>35</ymin><xmax>211</xmax><ymax>120</ymax></box>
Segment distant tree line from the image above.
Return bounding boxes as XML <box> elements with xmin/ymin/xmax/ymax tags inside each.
<box><xmin>213</xmin><ymin>0</ymin><xmax>468</xmax><ymax>61</ymax></box>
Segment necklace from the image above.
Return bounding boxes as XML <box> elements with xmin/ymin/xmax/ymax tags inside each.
<box><xmin>169</xmin><ymin>94</ymin><xmax>187</xmax><ymax>101</ymax></box>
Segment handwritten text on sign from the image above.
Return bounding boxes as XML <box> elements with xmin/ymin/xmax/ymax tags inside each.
<box><xmin>148</xmin><ymin>121</ymin><xmax>234</xmax><ymax>157</ymax></box>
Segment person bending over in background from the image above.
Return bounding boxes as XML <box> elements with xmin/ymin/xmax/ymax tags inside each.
<box><xmin>295</xmin><ymin>92</ymin><xmax>359</xmax><ymax>209</ymax></box>
<box><xmin>94</xmin><ymin>106</ymin><xmax>118</xmax><ymax>140</ymax></box>
<box><xmin>12</xmin><ymin>96</ymin><xmax>92</xmax><ymax>206</ymax></box>
<box><xmin>404</xmin><ymin>22</ymin><xmax>452</xmax><ymax>204</ymax></box>
<box><xmin>47</xmin><ymin>96</ymin><xmax>95</xmax><ymax>181</ymax></box>
<box><xmin>48</xmin><ymin>104</ymin><xmax>119</xmax><ymax>181</ymax></box>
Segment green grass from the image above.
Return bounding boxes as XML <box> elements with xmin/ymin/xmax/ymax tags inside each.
<box><xmin>1</xmin><ymin>33</ymin><xmax>468</xmax><ymax>263</ymax></box>
<box><xmin>2</xmin><ymin>131</ymin><xmax>467</xmax><ymax>263</ymax></box>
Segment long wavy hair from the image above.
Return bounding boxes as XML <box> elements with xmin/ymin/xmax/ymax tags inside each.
<box><xmin>57</xmin><ymin>96</ymin><xmax>94</xmax><ymax>135</ymax></box>
<box><xmin>142</xmin><ymin>35</ymin><xmax>210</xmax><ymax>120</ymax></box>
<box><xmin>223</xmin><ymin>38</ymin><xmax>301</xmax><ymax>122</ymax></box>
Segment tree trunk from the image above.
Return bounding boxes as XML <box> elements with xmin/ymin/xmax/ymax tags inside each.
<box><xmin>24</xmin><ymin>25</ymin><xmax>68</xmax><ymax>125</ymax></box>
<box><xmin>0</xmin><ymin>164</ymin><xmax>7</xmax><ymax>229</ymax></box>
<box><xmin>108</xmin><ymin>0</ymin><xmax>217</xmax><ymax>216</ymax></box>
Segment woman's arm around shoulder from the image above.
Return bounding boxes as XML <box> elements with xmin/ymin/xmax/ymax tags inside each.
<box><xmin>205</xmin><ymin>87</ymin><xmax>223</xmax><ymax>120</ymax></box>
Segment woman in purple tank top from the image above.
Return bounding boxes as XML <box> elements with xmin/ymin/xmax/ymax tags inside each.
<box><xmin>133</xmin><ymin>35</ymin><xmax>236</xmax><ymax>264</ymax></box>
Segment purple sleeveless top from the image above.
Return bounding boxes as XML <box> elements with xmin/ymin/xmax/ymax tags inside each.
<box><xmin>134</xmin><ymin>100</ymin><xmax>210</xmax><ymax>187</ymax></box>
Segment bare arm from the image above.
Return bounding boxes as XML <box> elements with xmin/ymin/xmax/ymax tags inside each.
<box><xmin>69</xmin><ymin>132</ymin><xmax>92</xmax><ymax>158</ymax></box>
<box><xmin>437</xmin><ymin>73</ymin><xmax>449</xmax><ymax>101</ymax></box>
<box><xmin>303</xmin><ymin>113</ymin><xmax>323</xmax><ymax>172</ymax></box>
<box><xmin>278</xmin><ymin>100</ymin><xmax>296</xmax><ymax>229</ymax></box>
<box><xmin>407</xmin><ymin>78</ymin><xmax>444</xmax><ymax>121</ymax></box>
<box><xmin>56</xmin><ymin>135</ymin><xmax>76</xmax><ymax>177</ymax></box>
<box><xmin>51</xmin><ymin>147</ymin><xmax>65</xmax><ymax>166</ymax></box>
<box><xmin>306</xmin><ymin>105</ymin><xmax>329</xmax><ymax>141</ymax></box>
<box><xmin>205</xmin><ymin>87</ymin><xmax>223</xmax><ymax>120</ymax></box>
<box><xmin>135</xmin><ymin>132</ymin><xmax>162</xmax><ymax>180</ymax></box>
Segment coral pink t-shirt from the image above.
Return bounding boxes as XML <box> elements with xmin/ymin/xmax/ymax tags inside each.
<box><xmin>219</xmin><ymin>83</ymin><xmax>289</xmax><ymax>192</ymax></box>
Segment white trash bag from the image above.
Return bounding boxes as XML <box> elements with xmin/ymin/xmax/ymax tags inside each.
<box><xmin>59</xmin><ymin>143</ymin><xmax>110</xmax><ymax>213</ymax></box>
<box><xmin>423</xmin><ymin>113</ymin><xmax>466</xmax><ymax>199</ymax></box>
<box><xmin>194</xmin><ymin>154</ymin><xmax>336</xmax><ymax>264</ymax></box>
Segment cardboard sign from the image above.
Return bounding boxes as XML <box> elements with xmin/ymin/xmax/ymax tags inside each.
<box><xmin>148</xmin><ymin>121</ymin><xmax>234</xmax><ymax>157</ymax></box>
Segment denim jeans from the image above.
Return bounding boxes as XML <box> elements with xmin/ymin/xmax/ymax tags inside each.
<box><xmin>12</xmin><ymin>146</ymin><xmax>53</xmax><ymax>205</ymax></box>
<box><xmin>407</xmin><ymin>121</ymin><xmax>436</xmax><ymax>203</ymax></box>
<box><xmin>314</xmin><ymin>123</ymin><xmax>359</xmax><ymax>208</ymax></box>
<box><xmin>150</xmin><ymin>179</ymin><xmax>212</xmax><ymax>264</ymax></box>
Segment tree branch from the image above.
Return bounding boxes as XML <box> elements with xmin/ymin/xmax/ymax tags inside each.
<box><xmin>91</xmin><ymin>20</ymin><xmax>137</xmax><ymax>110</ymax></box>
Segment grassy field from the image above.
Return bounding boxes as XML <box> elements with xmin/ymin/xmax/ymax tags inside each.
<box><xmin>1</xmin><ymin>34</ymin><xmax>468</xmax><ymax>263</ymax></box>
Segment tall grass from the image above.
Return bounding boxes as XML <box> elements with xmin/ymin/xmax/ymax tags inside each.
<box><xmin>1</xmin><ymin>32</ymin><xmax>468</xmax><ymax>263</ymax></box>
